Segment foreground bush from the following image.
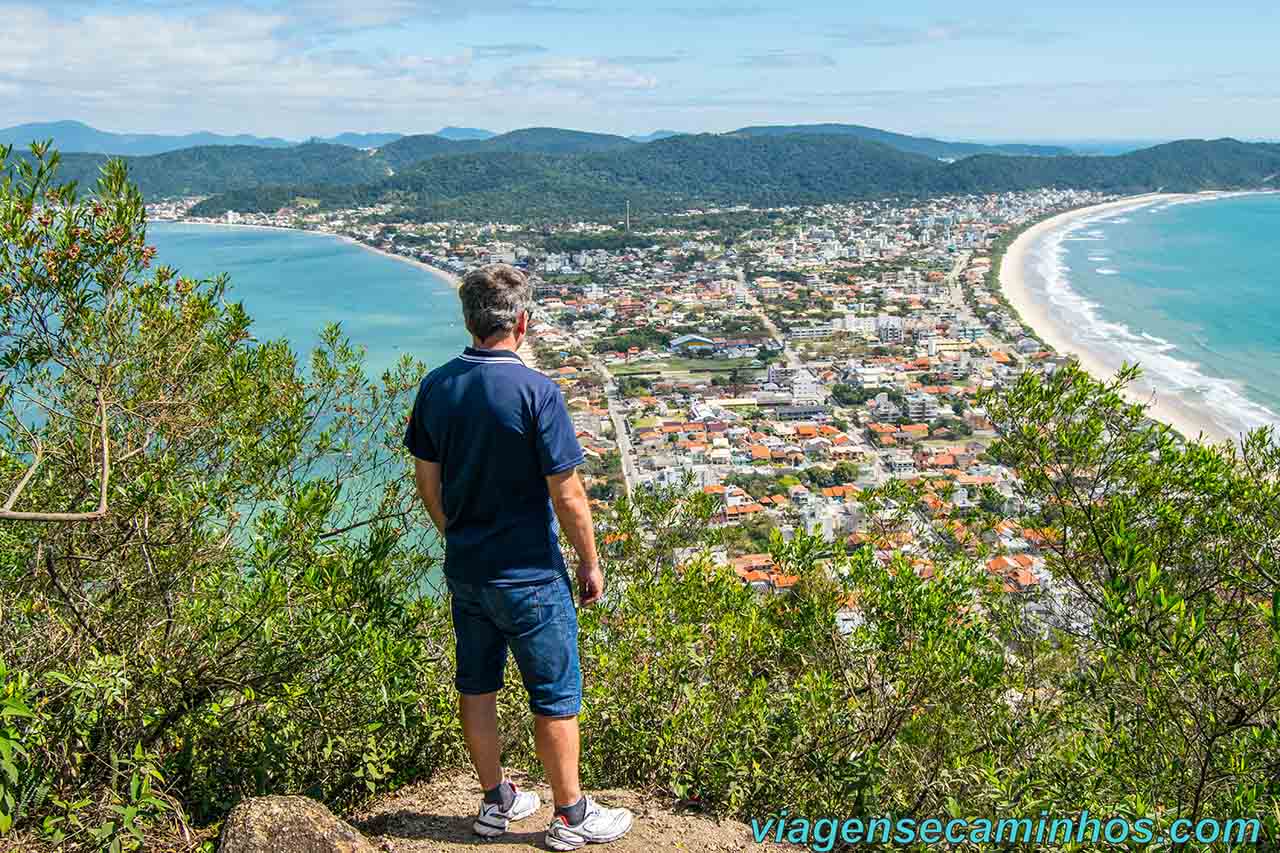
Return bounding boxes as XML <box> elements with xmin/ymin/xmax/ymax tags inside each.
<box><xmin>0</xmin><ymin>145</ymin><xmax>464</xmax><ymax>848</ymax></box>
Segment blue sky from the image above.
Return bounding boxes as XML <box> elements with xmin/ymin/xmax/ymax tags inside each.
<box><xmin>2</xmin><ymin>0</ymin><xmax>1278</xmax><ymax>141</ymax></box>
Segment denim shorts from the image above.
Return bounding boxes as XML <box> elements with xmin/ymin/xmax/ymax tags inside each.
<box><xmin>446</xmin><ymin>573</ymin><xmax>582</xmax><ymax>718</ymax></box>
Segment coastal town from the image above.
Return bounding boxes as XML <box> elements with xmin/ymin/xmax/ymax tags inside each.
<box><xmin>148</xmin><ymin>188</ymin><xmax>1109</xmax><ymax>635</ymax></box>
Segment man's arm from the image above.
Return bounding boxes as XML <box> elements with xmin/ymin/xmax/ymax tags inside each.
<box><xmin>414</xmin><ymin>458</ymin><xmax>447</xmax><ymax>535</ymax></box>
<box><xmin>546</xmin><ymin>468</ymin><xmax>604</xmax><ymax>606</ymax></box>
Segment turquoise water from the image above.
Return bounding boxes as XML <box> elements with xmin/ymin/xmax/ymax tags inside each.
<box><xmin>147</xmin><ymin>223</ymin><xmax>469</xmax><ymax>376</ymax></box>
<box><xmin>146</xmin><ymin>223</ymin><xmax>462</xmax><ymax>588</ymax></box>
<box><xmin>1025</xmin><ymin>193</ymin><xmax>1280</xmax><ymax>438</ymax></box>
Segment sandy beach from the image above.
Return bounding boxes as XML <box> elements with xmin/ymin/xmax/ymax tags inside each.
<box><xmin>998</xmin><ymin>193</ymin><xmax>1238</xmax><ymax>444</ymax></box>
<box><xmin>347</xmin><ymin>237</ymin><xmax>539</xmax><ymax>363</ymax></box>
<box><xmin>348</xmin><ymin>238</ymin><xmax>462</xmax><ymax>289</ymax></box>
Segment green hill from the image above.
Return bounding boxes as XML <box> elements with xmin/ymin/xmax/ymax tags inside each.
<box><xmin>190</xmin><ymin>134</ymin><xmax>940</xmax><ymax>220</ymax></box>
<box><xmin>30</xmin><ymin>126</ymin><xmax>1276</xmax><ymax>222</ymax></box>
<box><xmin>730</xmin><ymin>122</ymin><xmax>1072</xmax><ymax>158</ymax></box>
<box><xmin>51</xmin><ymin>142</ymin><xmax>392</xmax><ymax>197</ymax></box>
<box><xmin>189</xmin><ymin>134</ymin><xmax>1280</xmax><ymax>222</ymax></box>
<box><xmin>376</xmin><ymin>127</ymin><xmax>636</xmax><ymax>171</ymax></box>
<box><xmin>482</xmin><ymin>127</ymin><xmax>636</xmax><ymax>154</ymax></box>
<box><xmin>935</xmin><ymin>138</ymin><xmax>1280</xmax><ymax>193</ymax></box>
<box><xmin>376</xmin><ymin>134</ymin><xmax>465</xmax><ymax>170</ymax></box>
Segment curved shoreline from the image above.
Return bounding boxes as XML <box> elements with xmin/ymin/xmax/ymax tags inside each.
<box><xmin>149</xmin><ymin>219</ymin><xmax>538</xmax><ymax>363</ymax></box>
<box><xmin>998</xmin><ymin>193</ymin><xmax>1269</xmax><ymax>444</ymax></box>
<box><xmin>150</xmin><ymin>219</ymin><xmax>462</xmax><ymax>289</ymax></box>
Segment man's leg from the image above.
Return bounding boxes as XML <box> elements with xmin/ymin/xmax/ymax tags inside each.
<box><xmin>506</xmin><ymin>576</ymin><xmax>633</xmax><ymax>848</ymax></box>
<box><xmin>448</xmin><ymin>579</ymin><xmax>509</xmax><ymax>794</ymax></box>
<box><xmin>504</xmin><ymin>576</ymin><xmax>584</xmax><ymax>805</ymax></box>
<box><xmin>460</xmin><ymin>692</ymin><xmax>503</xmax><ymax>791</ymax></box>
<box><xmin>534</xmin><ymin>714</ymin><xmax>583</xmax><ymax>808</ymax></box>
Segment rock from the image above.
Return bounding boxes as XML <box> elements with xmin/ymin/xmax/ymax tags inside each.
<box><xmin>219</xmin><ymin>795</ymin><xmax>380</xmax><ymax>853</ymax></box>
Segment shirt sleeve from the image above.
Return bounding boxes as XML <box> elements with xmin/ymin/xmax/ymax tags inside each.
<box><xmin>403</xmin><ymin>382</ymin><xmax>439</xmax><ymax>462</ymax></box>
<box><xmin>535</xmin><ymin>384</ymin><xmax>585</xmax><ymax>476</ymax></box>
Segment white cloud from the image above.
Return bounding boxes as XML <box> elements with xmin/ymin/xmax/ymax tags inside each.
<box><xmin>832</xmin><ymin>19</ymin><xmax>1070</xmax><ymax>47</ymax></box>
<box><xmin>279</xmin><ymin>0</ymin><xmax>591</xmax><ymax>32</ymax></box>
<box><xmin>499</xmin><ymin>58</ymin><xmax>658</xmax><ymax>92</ymax></box>
<box><xmin>470</xmin><ymin>43</ymin><xmax>548</xmax><ymax>59</ymax></box>
<box><xmin>740</xmin><ymin>50</ymin><xmax>835</xmax><ymax>68</ymax></box>
<box><xmin>0</xmin><ymin>4</ymin><xmax>653</xmax><ymax>135</ymax></box>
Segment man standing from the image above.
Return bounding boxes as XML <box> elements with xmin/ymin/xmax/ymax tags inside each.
<box><xmin>404</xmin><ymin>264</ymin><xmax>633</xmax><ymax>850</ymax></box>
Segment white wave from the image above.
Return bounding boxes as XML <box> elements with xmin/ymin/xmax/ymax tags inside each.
<box><xmin>1192</xmin><ymin>335</ymin><xmax>1217</xmax><ymax>354</ymax></box>
<box><xmin>1095</xmin><ymin>268</ymin><xmax>1120</xmax><ymax>275</ymax></box>
<box><xmin>1088</xmin><ymin>254</ymin><xmax>1109</xmax><ymax>261</ymax></box>
<box><xmin>1023</xmin><ymin>211</ymin><xmax>1280</xmax><ymax>437</ymax></box>
<box><xmin>1150</xmin><ymin>192</ymin><xmax>1261</xmax><ymax>212</ymax></box>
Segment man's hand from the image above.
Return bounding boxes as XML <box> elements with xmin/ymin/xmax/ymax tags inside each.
<box><xmin>577</xmin><ymin>562</ymin><xmax>605</xmax><ymax>606</ymax></box>
<box><xmin>547</xmin><ymin>469</ymin><xmax>602</xmax><ymax>604</ymax></box>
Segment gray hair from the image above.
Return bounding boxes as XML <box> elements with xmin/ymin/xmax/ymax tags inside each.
<box><xmin>458</xmin><ymin>264</ymin><xmax>531</xmax><ymax>341</ymax></box>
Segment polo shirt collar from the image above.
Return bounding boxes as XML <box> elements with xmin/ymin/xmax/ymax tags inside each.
<box><xmin>461</xmin><ymin>346</ymin><xmax>524</xmax><ymax>365</ymax></box>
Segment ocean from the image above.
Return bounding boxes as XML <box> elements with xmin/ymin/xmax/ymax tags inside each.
<box><xmin>146</xmin><ymin>223</ymin><xmax>464</xmax><ymax>586</ymax></box>
<box><xmin>1022</xmin><ymin>193</ymin><xmax>1280</xmax><ymax>439</ymax></box>
<box><xmin>146</xmin><ymin>223</ymin><xmax>469</xmax><ymax>377</ymax></box>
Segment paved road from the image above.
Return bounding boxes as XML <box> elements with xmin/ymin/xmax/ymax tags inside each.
<box><xmin>741</xmin><ymin>267</ymin><xmax>802</xmax><ymax>369</ymax></box>
<box><xmin>601</xmin><ymin>379</ymin><xmax>638</xmax><ymax>497</ymax></box>
<box><xmin>945</xmin><ymin>250</ymin><xmax>972</xmax><ymax>309</ymax></box>
<box><xmin>569</xmin><ymin>332</ymin><xmax>638</xmax><ymax>497</ymax></box>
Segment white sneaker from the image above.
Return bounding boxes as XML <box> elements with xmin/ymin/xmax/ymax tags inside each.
<box><xmin>545</xmin><ymin>796</ymin><xmax>634</xmax><ymax>850</ymax></box>
<box><xmin>472</xmin><ymin>782</ymin><xmax>541</xmax><ymax>838</ymax></box>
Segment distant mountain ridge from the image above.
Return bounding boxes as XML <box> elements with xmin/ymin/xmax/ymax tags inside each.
<box><xmin>13</xmin><ymin>120</ymin><xmax>1278</xmax><ymax>223</ymax></box>
<box><xmin>0</xmin><ymin>120</ymin><xmax>293</xmax><ymax>156</ymax></box>
<box><xmin>4</xmin><ymin>119</ymin><xmax>1076</xmax><ymax>161</ymax></box>
<box><xmin>0</xmin><ymin>120</ymin><xmax>412</xmax><ymax>156</ymax></box>
<box><xmin>316</xmin><ymin>132</ymin><xmax>404</xmax><ymax>149</ymax></box>
<box><xmin>436</xmin><ymin>126</ymin><xmax>496</xmax><ymax>140</ymax></box>
<box><xmin>629</xmin><ymin>130</ymin><xmax>682</xmax><ymax>143</ymax></box>
<box><xmin>729</xmin><ymin>123</ymin><xmax>1072</xmax><ymax>159</ymax></box>
<box><xmin>180</xmin><ymin>134</ymin><xmax>1280</xmax><ymax>223</ymax></box>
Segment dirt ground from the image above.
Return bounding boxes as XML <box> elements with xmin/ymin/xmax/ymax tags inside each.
<box><xmin>352</xmin><ymin>769</ymin><xmax>788</xmax><ymax>852</ymax></box>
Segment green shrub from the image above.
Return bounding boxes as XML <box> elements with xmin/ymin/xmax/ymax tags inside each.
<box><xmin>0</xmin><ymin>144</ymin><xmax>464</xmax><ymax>847</ymax></box>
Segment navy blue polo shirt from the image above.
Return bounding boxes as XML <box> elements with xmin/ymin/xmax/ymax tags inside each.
<box><xmin>404</xmin><ymin>346</ymin><xmax>585</xmax><ymax>586</ymax></box>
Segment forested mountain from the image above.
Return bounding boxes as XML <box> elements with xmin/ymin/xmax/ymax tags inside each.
<box><xmin>190</xmin><ymin>135</ymin><xmax>942</xmax><ymax>220</ymax></box>
<box><xmin>730</xmin><ymin>123</ymin><xmax>1072</xmax><ymax>158</ymax></box>
<box><xmin>51</xmin><ymin>143</ymin><xmax>393</xmax><ymax>196</ymax></box>
<box><xmin>935</xmin><ymin>139</ymin><xmax>1280</xmax><ymax>193</ymax></box>
<box><xmin>375</xmin><ymin>134</ymin><xmax>466</xmax><ymax>169</ymax></box>
<box><xmin>187</xmin><ymin>134</ymin><xmax>1280</xmax><ymax>222</ymax></box>
<box><xmin>17</xmin><ymin>124</ymin><xmax>1276</xmax><ymax>221</ymax></box>
<box><xmin>482</xmin><ymin>127</ymin><xmax>637</xmax><ymax>154</ymax></box>
<box><xmin>376</xmin><ymin>127</ymin><xmax>637</xmax><ymax>169</ymax></box>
